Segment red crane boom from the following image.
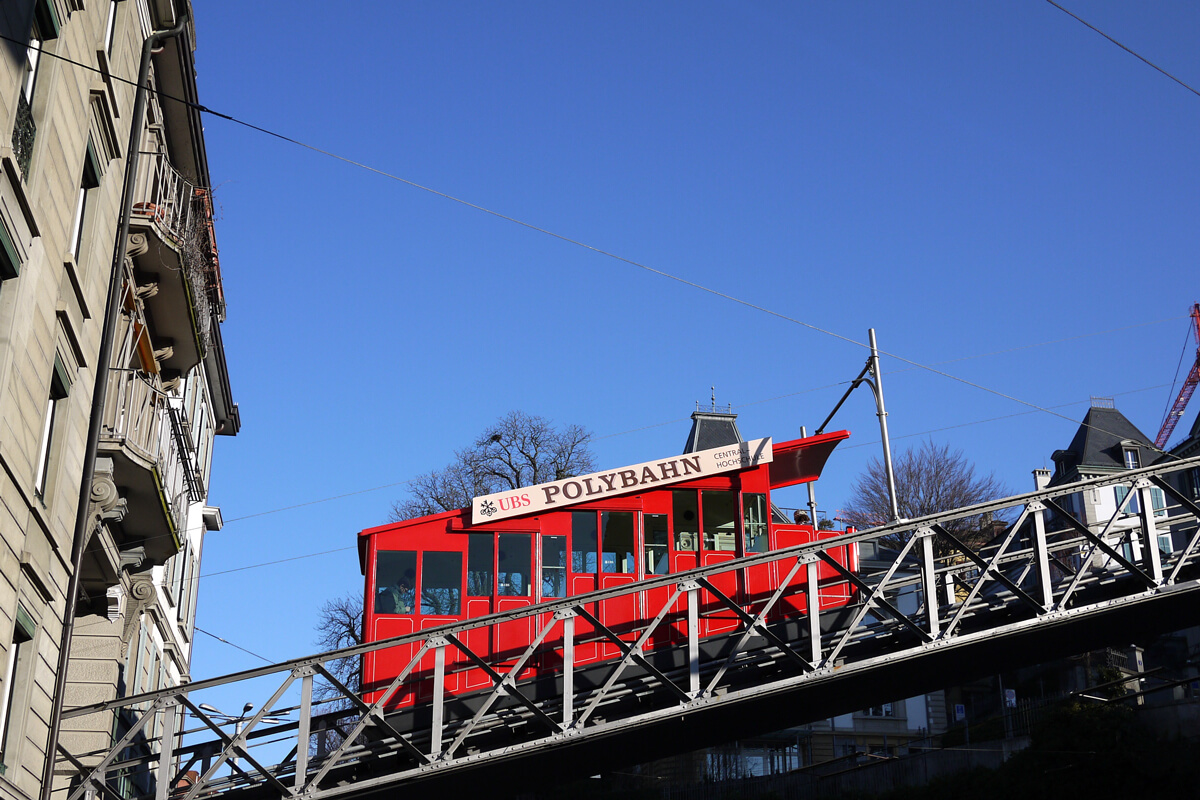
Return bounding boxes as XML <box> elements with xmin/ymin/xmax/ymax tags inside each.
<box><xmin>1155</xmin><ymin>302</ymin><xmax>1200</xmax><ymax>449</ymax></box>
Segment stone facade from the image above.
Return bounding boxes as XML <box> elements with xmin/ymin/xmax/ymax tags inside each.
<box><xmin>0</xmin><ymin>2</ymin><xmax>236</xmax><ymax>799</ymax></box>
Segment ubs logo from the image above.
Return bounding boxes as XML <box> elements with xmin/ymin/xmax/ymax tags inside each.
<box><xmin>479</xmin><ymin>500</ymin><xmax>498</xmax><ymax>517</ymax></box>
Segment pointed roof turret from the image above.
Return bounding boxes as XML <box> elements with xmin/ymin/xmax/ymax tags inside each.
<box><xmin>1049</xmin><ymin>397</ymin><xmax>1156</xmax><ymax>484</ymax></box>
<box><xmin>682</xmin><ymin>391</ymin><xmax>745</xmax><ymax>454</ymax></box>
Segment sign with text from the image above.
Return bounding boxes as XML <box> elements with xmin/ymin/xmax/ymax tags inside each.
<box><xmin>472</xmin><ymin>438</ymin><xmax>773</xmax><ymax>523</ymax></box>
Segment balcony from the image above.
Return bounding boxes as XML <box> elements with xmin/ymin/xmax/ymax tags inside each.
<box><xmin>98</xmin><ymin>367</ymin><xmax>204</xmax><ymax>566</ymax></box>
<box><xmin>128</xmin><ymin>149</ymin><xmax>225</xmax><ymax>378</ymax></box>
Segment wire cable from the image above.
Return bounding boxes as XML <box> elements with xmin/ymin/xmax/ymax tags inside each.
<box><xmin>194</xmin><ymin>626</ymin><xmax>274</xmax><ymax>664</ymax></box>
<box><xmin>11</xmin><ymin>32</ymin><xmax>1190</xmax><ymax>578</ymax></box>
<box><xmin>1045</xmin><ymin>0</ymin><xmax>1200</xmax><ymax>99</ymax></box>
<box><xmin>9</xmin><ymin>33</ymin><xmax>1190</xmax><ymax>464</ymax></box>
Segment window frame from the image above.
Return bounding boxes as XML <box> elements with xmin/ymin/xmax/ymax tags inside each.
<box><xmin>69</xmin><ymin>139</ymin><xmax>102</xmax><ymax>261</ymax></box>
<box><xmin>34</xmin><ymin>356</ymin><xmax>71</xmax><ymax>497</ymax></box>
<box><xmin>0</xmin><ymin>607</ymin><xmax>36</xmax><ymax>768</ymax></box>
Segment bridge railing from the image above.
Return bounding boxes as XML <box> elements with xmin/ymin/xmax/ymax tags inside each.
<box><xmin>56</xmin><ymin>455</ymin><xmax>1200</xmax><ymax>800</ymax></box>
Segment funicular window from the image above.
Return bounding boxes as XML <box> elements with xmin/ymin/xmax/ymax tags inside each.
<box><xmin>467</xmin><ymin>534</ymin><xmax>494</xmax><ymax>596</ymax></box>
<box><xmin>702</xmin><ymin>491</ymin><xmax>738</xmax><ymax>552</ymax></box>
<box><xmin>542</xmin><ymin>536</ymin><xmax>567</xmax><ymax>597</ymax></box>
<box><xmin>743</xmin><ymin>493</ymin><xmax>768</xmax><ymax>553</ymax></box>
<box><xmin>498</xmin><ymin>533</ymin><xmax>531</xmax><ymax>596</ymax></box>
<box><xmin>644</xmin><ymin>514</ymin><xmax>669</xmax><ymax>574</ymax></box>
<box><xmin>673</xmin><ymin>491</ymin><xmax>699</xmax><ymax>552</ymax></box>
<box><xmin>375</xmin><ymin>550</ymin><xmax>416</xmax><ymax>615</ymax></box>
<box><xmin>601</xmin><ymin>512</ymin><xmax>636</xmax><ymax>573</ymax></box>
<box><xmin>421</xmin><ymin>552</ymin><xmax>462</xmax><ymax>615</ymax></box>
<box><xmin>572</xmin><ymin>512</ymin><xmax>599</xmax><ymax>573</ymax></box>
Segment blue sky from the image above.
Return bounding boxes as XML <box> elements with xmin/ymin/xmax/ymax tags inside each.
<box><xmin>182</xmin><ymin>1</ymin><xmax>1200</xmax><ymax>689</ymax></box>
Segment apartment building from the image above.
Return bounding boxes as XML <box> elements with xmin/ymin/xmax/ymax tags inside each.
<box><xmin>0</xmin><ymin>2</ymin><xmax>237</xmax><ymax>798</ymax></box>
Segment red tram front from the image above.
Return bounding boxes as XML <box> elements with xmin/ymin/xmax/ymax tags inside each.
<box><xmin>359</xmin><ymin>431</ymin><xmax>856</xmax><ymax>709</ymax></box>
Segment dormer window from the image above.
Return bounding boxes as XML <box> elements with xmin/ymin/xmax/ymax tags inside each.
<box><xmin>1123</xmin><ymin>448</ymin><xmax>1140</xmax><ymax>470</ymax></box>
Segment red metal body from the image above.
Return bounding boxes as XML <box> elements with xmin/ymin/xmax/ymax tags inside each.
<box><xmin>358</xmin><ymin>431</ymin><xmax>856</xmax><ymax>709</ymax></box>
<box><xmin>1156</xmin><ymin>303</ymin><xmax>1200</xmax><ymax>450</ymax></box>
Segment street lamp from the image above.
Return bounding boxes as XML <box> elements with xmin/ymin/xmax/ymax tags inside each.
<box><xmin>196</xmin><ymin>702</ymin><xmax>285</xmax><ymax>770</ymax></box>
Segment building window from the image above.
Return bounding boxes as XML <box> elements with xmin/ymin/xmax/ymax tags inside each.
<box><xmin>34</xmin><ymin>357</ymin><xmax>71</xmax><ymax>497</ymax></box>
<box><xmin>13</xmin><ymin>0</ymin><xmax>60</xmax><ymax>177</ymax></box>
<box><xmin>0</xmin><ymin>220</ymin><xmax>19</xmax><ymax>281</ymax></box>
<box><xmin>1114</xmin><ymin>485</ymin><xmax>1139</xmax><ymax>515</ymax></box>
<box><xmin>0</xmin><ymin>608</ymin><xmax>36</xmax><ymax>768</ymax></box>
<box><xmin>69</xmin><ymin>141</ymin><xmax>101</xmax><ymax>261</ymax></box>
<box><xmin>104</xmin><ymin>0</ymin><xmax>119</xmax><ymax>56</ymax></box>
<box><xmin>1123</xmin><ymin>449</ymin><xmax>1140</xmax><ymax>470</ymax></box>
<box><xmin>1151</xmin><ymin>487</ymin><xmax>1167</xmax><ymax>519</ymax></box>
<box><xmin>863</xmin><ymin>703</ymin><xmax>894</xmax><ymax>717</ymax></box>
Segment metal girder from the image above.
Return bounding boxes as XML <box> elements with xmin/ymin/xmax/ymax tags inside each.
<box><xmin>54</xmin><ymin>455</ymin><xmax>1200</xmax><ymax>800</ymax></box>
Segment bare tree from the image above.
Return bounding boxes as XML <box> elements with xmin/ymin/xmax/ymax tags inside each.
<box><xmin>311</xmin><ymin>592</ymin><xmax>363</xmax><ymax>754</ymax></box>
<box><xmin>841</xmin><ymin>440</ymin><xmax>1011</xmax><ymax>552</ymax></box>
<box><xmin>389</xmin><ymin>411</ymin><xmax>595</xmax><ymax>521</ymax></box>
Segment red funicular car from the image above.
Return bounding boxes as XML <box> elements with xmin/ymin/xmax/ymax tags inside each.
<box><xmin>359</xmin><ymin>430</ymin><xmax>856</xmax><ymax>709</ymax></box>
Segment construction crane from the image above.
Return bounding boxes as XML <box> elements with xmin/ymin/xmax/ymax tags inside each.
<box><xmin>1155</xmin><ymin>302</ymin><xmax>1200</xmax><ymax>449</ymax></box>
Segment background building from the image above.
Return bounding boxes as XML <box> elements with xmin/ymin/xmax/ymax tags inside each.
<box><xmin>0</xmin><ymin>2</ymin><xmax>236</xmax><ymax>798</ymax></box>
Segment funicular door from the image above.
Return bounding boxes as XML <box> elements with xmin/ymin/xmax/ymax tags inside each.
<box><xmin>740</xmin><ymin>492</ymin><xmax>775</xmax><ymax>609</ymax></box>
<box><xmin>565</xmin><ymin>509</ymin><xmax>641</xmax><ymax>662</ymax></box>
<box><xmin>368</xmin><ymin>549</ymin><xmax>418</xmax><ymax>709</ymax></box>
<box><xmin>597</xmin><ymin>510</ymin><xmax>638</xmax><ymax>658</ymax></box>
<box><xmin>641</xmin><ymin>509</ymin><xmax>673</xmax><ymax>650</ymax></box>
<box><xmin>416</xmin><ymin>549</ymin><xmax>466</xmax><ymax>699</ymax></box>
<box><xmin>567</xmin><ymin>511</ymin><xmax>602</xmax><ymax>664</ymax></box>
<box><xmin>697</xmin><ymin>489</ymin><xmax>740</xmax><ymax>634</ymax></box>
<box><xmin>494</xmin><ymin>532</ymin><xmax>535</xmax><ymax>678</ymax></box>
<box><xmin>772</xmin><ymin>522</ymin><xmax>818</xmax><ymax>619</ymax></box>
<box><xmin>462</xmin><ymin>533</ymin><xmax>495</xmax><ymax>690</ymax></box>
<box><xmin>669</xmin><ymin>489</ymin><xmax>740</xmax><ymax>637</ymax></box>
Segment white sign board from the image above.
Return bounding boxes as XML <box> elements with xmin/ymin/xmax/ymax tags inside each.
<box><xmin>472</xmin><ymin>438</ymin><xmax>773</xmax><ymax>523</ymax></box>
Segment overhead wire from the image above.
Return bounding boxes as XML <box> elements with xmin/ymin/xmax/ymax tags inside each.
<box><xmin>183</xmin><ymin>380</ymin><xmax>1176</xmax><ymax>594</ymax></box>
<box><xmin>1044</xmin><ymin>0</ymin><xmax>1200</xmax><ymax>100</ymax></box>
<box><xmin>7</xmin><ymin>32</ymin><xmax>1191</xmax><ymax>463</ymax></box>
<box><xmin>194</xmin><ymin>626</ymin><xmax>274</xmax><ymax>664</ymax></box>
<box><xmin>109</xmin><ymin>311</ymin><xmax>1191</xmax><ymax>568</ymax></box>
<box><xmin>11</xmin><ymin>25</ymin><xmax>1197</xmax><ymax>651</ymax></box>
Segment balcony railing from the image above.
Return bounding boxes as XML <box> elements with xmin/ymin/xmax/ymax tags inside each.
<box><xmin>101</xmin><ymin>369</ymin><xmax>196</xmax><ymax>538</ymax></box>
<box><xmin>12</xmin><ymin>92</ymin><xmax>35</xmax><ymax>178</ymax></box>
<box><xmin>130</xmin><ymin>150</ymin><xmax>224</xmax><ymax>347</ymax></box>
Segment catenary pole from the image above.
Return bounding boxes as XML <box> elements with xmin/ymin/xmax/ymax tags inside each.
<box><xmin>868</xmin><ymin>328</ymin><xmax>901</xmax><ymax>522</ymax></box>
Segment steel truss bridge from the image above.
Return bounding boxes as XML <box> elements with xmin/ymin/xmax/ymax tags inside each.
<box><xmin>59</xmin><ymin>455</ymin><xmax>1200</xmax><ymax>800</ymax></box>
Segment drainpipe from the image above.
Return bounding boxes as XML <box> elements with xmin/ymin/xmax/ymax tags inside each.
<box><xmin>41</xmin><ymin>8</ymin><xmax>190</xmax><ymax>799</ymax></box>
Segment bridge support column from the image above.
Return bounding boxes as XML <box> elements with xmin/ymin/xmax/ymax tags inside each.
<box><xmin>559</xmin><ymin>611</ymin><xmax>576</xmax><ymax>727</ymax></box>
<box><xmin>683</xmin><ymin>582</ymin><xmax>700</xmax><ymax>698</ymax></box>
<box><xmin>916</xmin><ymin>528</ymin><xmax>940</xmax><ymax>637</ymax></box>
<box><xmin>1136</xmin><ymin>479</ymin><xmax>1164</xmax><ymax>585</ymax></box>
<box><xmin>295</xmin><ymin>667</ymin><xmax>314</xmax><ymax>787</ymax></box>
<box><xmin>429</xmin><ymin>637</ymin><xmax>448</xmax><ymax>758</ymax></box>
<box><xmin>805</xmin><ymin>559</ymin><xmax>821</xmax><ymax>665</ymax></box>
<box><xmin>1029</xmin><ymin>501</ymin><xmax>1054</xmax><ymax>610</ymax></box>
<box><xmin>154</xmin><ymin>701</ymin><xmax>178</xmax><ymax>800</ymax></box>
